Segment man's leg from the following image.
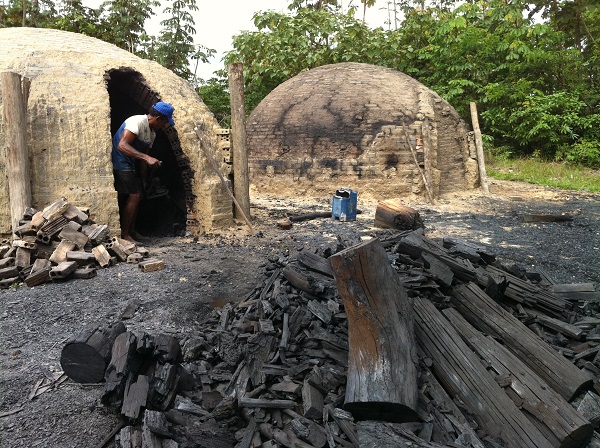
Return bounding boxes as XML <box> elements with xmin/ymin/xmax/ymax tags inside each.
<box><xmin>121</xmin><ymin>193</ymin><xmax>142</xmax><ymax>242</ymax></box>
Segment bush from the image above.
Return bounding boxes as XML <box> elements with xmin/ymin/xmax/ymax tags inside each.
<box><xmin>556</xmin><ymin>139</ymin><xmax>600</xmax><ymax>169</ymax></box>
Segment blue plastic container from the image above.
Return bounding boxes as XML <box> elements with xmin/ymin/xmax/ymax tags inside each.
<box><xmin>332</xmin><ymin>188</ymin><xmax>358</xmax><ymax>221</ymax></box>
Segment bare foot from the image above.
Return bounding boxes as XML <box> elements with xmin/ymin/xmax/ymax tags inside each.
<box><xmin>121</xmin><ymin>235</ymin><xmax>140</xmax><ymax>245</ymax></box>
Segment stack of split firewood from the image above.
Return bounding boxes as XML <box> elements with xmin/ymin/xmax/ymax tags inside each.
<box><xmin>0</xmin><ymin>197</ymin><xmax>164</xmax><ymax>289</ymax></box>
<box><xmin>62</xmin><ymin>227</ymin><xmax>600</xmax><ymax>448</ymax></box>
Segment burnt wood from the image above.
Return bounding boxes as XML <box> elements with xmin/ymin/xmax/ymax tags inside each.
<box><xmin>450</xmin><ymin>282</ymin><xmax>594</xmax><ymax>400</ymax></box>
<box><xmin>330</xmin><ymin>238</ymin><xmax>419</xmax><ymax>423</ymax></box>
<box><xmin>414</xmin><ymin>297</ymin><xmax>553</xmax><ymax>448</ymax></box>
<box><xmin>444</xmin><ymin>307</ymin><xmax>593</xmax><ymax>448</ymax></box>
<box><xmin>374</xmin><ymin>200</ymin><xmax>424</xmax><ymax>231</ymax></box>
<box><xmin>60</xmin><ymin>322</ymin><xmax>126</xmax><ymax>383</ymax></box>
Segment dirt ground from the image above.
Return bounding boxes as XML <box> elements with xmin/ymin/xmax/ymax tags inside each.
<box><xmin>0</xmin><ymin>179</ymin><xmax>598</xmax><ymax>448</ymax></box>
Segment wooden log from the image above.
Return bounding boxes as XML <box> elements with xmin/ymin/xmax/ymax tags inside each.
<box><xmin>288</xmin><ymin>211</ymin><xmax>333</xmax><ymax>222</ymax></box>
<box><xmin>414</xmin><ymin>297</ymin><xmax>553</xmax><ymax>448</ymax></box>
<box><xmin>297</xmin><ymin>251</ymin><xmax>333</xmax><ymax>277</ymax></box>
<box><xmin>60</xmin><ymin>322</ymin><xmax>126</xmax><ymax>383</ymax></box>
<box><xmin>444</xmin><ymin>307</ymin><xmax>594</xmax><ymax>448</ymax></box>
<box><xmin>522</xmin><ymin>213</ymin><xmax>574</xmax><ymax>223</ymax></box>
<box><xmin>373</xmin><ymin>200</ymin><xmax>424</xmax><ymax>231</ymax></box>
<box><xmin>330</xmin><ymin>238</ymin><xmax>418</xmax><ymax>423</ymax></box>
<box><xmin>470</xmin><ymin>102</ymin><xmax>489</xmax><ymax>194</ymax></box>
<box><xmin>283</xmin><ymin>265</ymin><xmax>327</xmax><ymax>296</ymax></box>
<box><xmin>228</xmin><ymin>62</ymin><xmax>251</xmax><ymax>221</ymax></box>
<box><xmin>2</xmin><ymin>72</ymin><xmax>32</xmax><ymax>233</ymax></box>
<box><xmin>451</xmin><ymin>282</ymin><xmax>594</xmax><ymax>400</ymax></box>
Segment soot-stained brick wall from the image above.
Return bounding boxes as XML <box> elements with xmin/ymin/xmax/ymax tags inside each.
<box><xmin>247</xmin><ymin>63</ymin><xmax>479</xmax><ymax>198</ymax></box>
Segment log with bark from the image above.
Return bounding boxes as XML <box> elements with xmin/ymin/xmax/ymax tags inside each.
<box><xmin>330</xmin><ymin>238</ymin><xmax>419</xmax><ymax>423</ymax></box>
<box><xmin>374</xmin><ymin>200</ymin><xmax>424</xmax><ymax>231</ymax></box>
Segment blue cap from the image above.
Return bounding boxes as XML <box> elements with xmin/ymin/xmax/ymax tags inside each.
<box><xmin>152</xmin><ymin>101</ymin><xmax>175</xmax><ymax>126</ymax></box>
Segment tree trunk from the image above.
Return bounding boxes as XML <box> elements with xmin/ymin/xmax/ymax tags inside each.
<box><xmin>374</xmin><ymin>199</ymin><xmax>423</xmax><ymax>231</ymax></box>
<box><xmin>329</xmin><ymin>238</ymin><xmax>419</xmax><ymax>423</ymax></box>
<box><xmin>1</xmin><ymin>71</ymin><xmax>32</xmax><ymax>233</ymax></box>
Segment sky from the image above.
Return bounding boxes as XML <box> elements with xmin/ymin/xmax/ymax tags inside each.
<box><xmin>85</xmin><ymin>1</ymin><xmax>392</xmax><ymax>80</ymax></box>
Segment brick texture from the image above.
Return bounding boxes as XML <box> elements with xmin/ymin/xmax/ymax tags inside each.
<box><xmin>246</xmin><ymin>63</ymin><xmax>479</xmax><ymax>198</ymax></box>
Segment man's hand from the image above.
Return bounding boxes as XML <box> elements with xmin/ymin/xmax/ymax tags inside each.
<box><xmin>145</xmin><ymin>156</ymin><xmax>161</xmax><ymax>167</ymax></box>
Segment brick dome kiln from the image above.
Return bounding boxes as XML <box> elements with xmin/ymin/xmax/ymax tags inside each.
<box><xmin>0</xmin><ymin>27</ymin><xmax>232</xmax><ymax>237</ymax></box>
<box><xmin>246</xmin><ymin>62</ymin><xmax>480</xmax><ymax>198</ymax></box>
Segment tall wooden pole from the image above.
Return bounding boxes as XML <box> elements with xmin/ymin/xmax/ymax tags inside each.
<box><xmin>470</xmin><ymin>102</ymin><xmax>489</xmax><ymax>194</ymax></box>
<box><xmin>2</xmin><ymin>71</ymin><xmax>32</xmax><ymax>233</ymax></box>
<box><xmin>227</xmin><ymin>62</ymin><xmax>251</xmax><ymax>220</ymax></box>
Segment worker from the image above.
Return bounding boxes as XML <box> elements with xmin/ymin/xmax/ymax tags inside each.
<box><xmin>111</xmin><ymin>101</ymin><xmax>175</xmax><ymax>243</ymax></box>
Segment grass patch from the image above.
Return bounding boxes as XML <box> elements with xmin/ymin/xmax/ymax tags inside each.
<box><xmin>486</xmin><ymin>158</ymin><xmax>600</xmax><ymax>193</ymax></box>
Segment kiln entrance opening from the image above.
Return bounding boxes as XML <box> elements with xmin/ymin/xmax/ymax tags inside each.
<box><xmin>105</xmin><ymin>68</ymin><xmax>187</xmax><ymax>237</ymax></box>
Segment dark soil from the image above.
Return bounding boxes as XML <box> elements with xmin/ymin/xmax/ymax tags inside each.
<box><xmin>0</xmin><ymin>179</ymin><xmax>598</xmax><ymax>447</ymax></box>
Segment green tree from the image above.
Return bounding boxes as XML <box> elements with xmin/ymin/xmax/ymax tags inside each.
<box><xmin>98</xmin><ymin>0</ymin><xmax>159</xmax><ymax>53</ymax></box>
<box><xmin>149</xmin><ymin>0</ymin><xmax>214</xmax><ymax>82</ymax></box>
<box><xmin>1</xmin><ymin>0</ymin><xmax>58</xmax><ymax>28</ymax></box>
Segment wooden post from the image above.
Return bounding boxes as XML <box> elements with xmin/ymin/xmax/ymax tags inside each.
<box><xmin>329</xmin><ymin>238</ymin><xmax>419</xmax><ymax>423</ymax></box>
<box><xmin>2</xmin><ymin>71</ymin><xmax>32</xmax><ymax>234</ymax></box>
<box><xmin>227</xmin><ymin>62</ymin><xmax>251</xmax><ymax>220</ymax></box>
<box><xmin>469</xmin><ymin>102</ymin><xmax>489</xmax><ymax>194</ymax></box>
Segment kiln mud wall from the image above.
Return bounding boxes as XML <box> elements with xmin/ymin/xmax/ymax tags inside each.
<box><xmin>0</xmin><ymin>27</ymin><xmax>232</xmax><ymax>236</ymax></box>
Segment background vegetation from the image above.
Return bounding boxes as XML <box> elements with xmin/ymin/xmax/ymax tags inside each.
<box><xmin>1</xmin><ymin>0</ymin><xmax>599</xmax><ymax>178</ymax></box>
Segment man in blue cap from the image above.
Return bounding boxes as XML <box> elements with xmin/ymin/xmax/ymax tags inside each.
<box><xmin>112</xmin><ymin>101</ymin><xmax>175</xmax><ymax>243</ymax></box>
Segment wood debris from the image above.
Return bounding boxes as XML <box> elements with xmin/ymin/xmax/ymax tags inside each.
<box><xmin>66</xmin><ymin>227</ymin><xmax>599</xmax><ymax>448</ymax></box>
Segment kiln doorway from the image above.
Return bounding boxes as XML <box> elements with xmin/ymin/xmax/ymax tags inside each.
<box><xmin>105</xmin><ymin>68</ymin><xmax>187</xmax><ymax>237</ymax></box>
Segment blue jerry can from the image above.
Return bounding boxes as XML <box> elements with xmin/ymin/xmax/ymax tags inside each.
<box><xmin>332</xmin><ymin>188</ymin><xmax>358</xmax><ymax>221</ymax></box>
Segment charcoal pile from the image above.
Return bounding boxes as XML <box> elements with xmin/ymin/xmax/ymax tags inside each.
<box><xmin>1</xmin><ymin>197</ymin><xmax>163</xmax><ymax>289</ymax></box>
<box><xmin>63</xmin><ymin>227</ymin><xmax>600</xmax><ymax>448</ymax></box>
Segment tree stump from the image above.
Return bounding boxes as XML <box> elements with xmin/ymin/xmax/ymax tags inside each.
<box><xmin>329</xmin><ymin>238</ymin><xmax>418</xmax><ymax>422</ymax></box>
<box><xmin>60</xmin><ymin>322</ymin><xmax>126</xmax><ymax>383</ymax></box>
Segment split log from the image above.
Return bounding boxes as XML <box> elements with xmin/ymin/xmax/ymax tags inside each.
<box><xmin>329</xmin><ymin>238</ymin><xmax>418</xmax><ymax>423</ymax></box>
<box><xmin>444</xmin><ymin>307</ymin><xmax>593</xmax><ymax>448</ymax></box>
<box><xmin>450</xmin><ymin>282</ymin><xmax>594</xmax><ymax>400</ymax></box>
<box><xmin>414</xmin><ymin>297</ymin><xmax>553</xmax><ymax>448</ymax></box>
<box><xmin>60</xmin><ymin>322</ymin><xmax>126</xmax><ymax>383</ymax></box>
<box><xmin>373</xmin><ymin>200</ymin><xmax>424</xmax><ymax>231</ymax></box>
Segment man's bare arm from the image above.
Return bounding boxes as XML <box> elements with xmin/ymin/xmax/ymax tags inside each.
<box><xmin>117</xmin><ymin>129</ymin><xmax>161</xmax><ymax>167</ymax></box>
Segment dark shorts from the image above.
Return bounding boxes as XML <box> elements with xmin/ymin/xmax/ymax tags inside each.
<box><xmin>113</xmin><ymin>170</ymin><xmax>143</xmax><ymax>194</ymax></box>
